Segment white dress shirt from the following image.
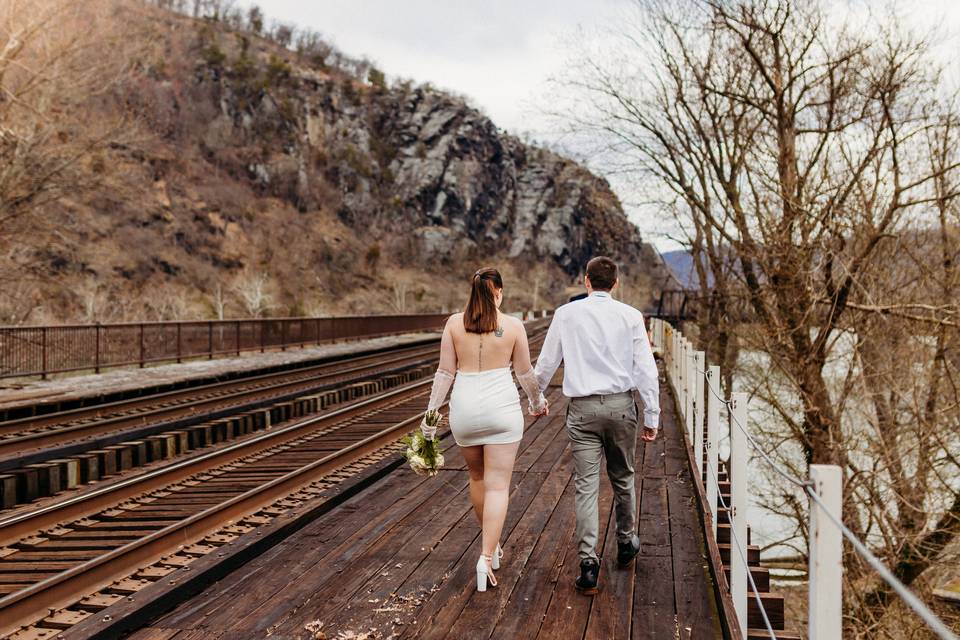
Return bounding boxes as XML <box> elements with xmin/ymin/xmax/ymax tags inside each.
<box><xmin>534</xmin><ymin>291</ymin><xmax>661</xmax><ymax>429</ymax></box>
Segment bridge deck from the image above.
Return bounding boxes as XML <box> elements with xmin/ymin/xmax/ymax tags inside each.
<box><xmin>127</xmin><ymin>373</ymin><xmax>721</xmax><ymax>639</ymax></box>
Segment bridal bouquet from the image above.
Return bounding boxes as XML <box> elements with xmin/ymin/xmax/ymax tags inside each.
<box><xmin>402</xmin><ymin>409</ymin><xmax>445</xmax><ymax>476</ymax></box>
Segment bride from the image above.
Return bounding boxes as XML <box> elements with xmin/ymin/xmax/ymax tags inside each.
<box><xmin>421</xmin><ymin>267</ymin><xmax>548</xmax><ymax>592</ymax></box>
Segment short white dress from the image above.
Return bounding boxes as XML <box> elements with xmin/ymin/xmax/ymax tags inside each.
<box><xmin>448</xmin><ymin>366</ymin><xmax>524</xmax><ymax>446</ymax></box>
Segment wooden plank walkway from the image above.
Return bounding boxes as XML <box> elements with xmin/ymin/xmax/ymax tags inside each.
<box><xmin>125</xmin><ymin>374</ymin><xmax>722</xmax><ymax>640</ymax></box>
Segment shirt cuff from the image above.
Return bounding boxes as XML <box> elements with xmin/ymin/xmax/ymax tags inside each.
<box><xmin>643</xmin><ymin>409</ymin><xmax>660</xmax><ymax>430</ymax></box>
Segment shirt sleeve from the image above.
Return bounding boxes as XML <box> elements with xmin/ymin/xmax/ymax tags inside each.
<box><xmin>534</xmin><ymin>310</ymin><xmax>563</xmax><ymax>392</ymax></box>
<box><xmin>632</xmin><ymin>312</ymin><xmax>660</xmax><ymax>429</ymax></box>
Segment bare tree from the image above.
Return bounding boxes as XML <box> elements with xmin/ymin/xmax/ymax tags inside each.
<box><xmin>246</xmin><ymin>4</ymin><xmax>263</xmax><ymax>35</ymax></box>
<box><xmin>233</xmin><ymin>270</ymin><xmax>273</xmax><ymax>317</ymax></box>
<box><xmin>272</xmin><ymin>22</ymin><xmax>294</xmax><ymax>48</ymax></box>
<box><xmin>553</xmin><ymin>0</ymin><xmax>960</xmax><ymax>634</ymax></box>
<box><xmin>390</xmin><ymin>280</ymin><xmax>409</xmax><ymax>313</ymax></box>
<box><xmin>208</xmin><ymin>282</ymin><xmax>228</xmax><ymax>319</ymax></box>
<box><xmin>0</xmin><ymin>0</ymin><xmax>136</xmax><ymax>248</ymax></box>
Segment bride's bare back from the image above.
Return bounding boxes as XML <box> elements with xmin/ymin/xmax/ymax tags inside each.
<box><xmin>438</xmin><ymin>311</ymin><xmax>534</xmax><ymax>374</ymax></box>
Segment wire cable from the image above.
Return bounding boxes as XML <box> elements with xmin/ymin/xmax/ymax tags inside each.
<box><xmin>666</xmin><ymin>335</ymin><xmax>960</xmax><ymax>640</ymax></box>
<box><xmin>696</xmin><ymin>366</ymin><xmax>812</xmax><ymax>490</ymax></box>
<box><xmin>701</xmin><ymin>429</ymin><xmax>778</xmax><ymax>639</ymax></box>
<box><xmin>804</xmin><ymin>485</ymin><xmax>959</xmax><ymax>640</ymax></box>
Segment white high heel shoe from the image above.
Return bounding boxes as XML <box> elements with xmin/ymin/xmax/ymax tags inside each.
<box><xmin>491</xmin><ymin>544</ymin><xmax>503</xmax><ymax>570</ymax></box>
<box><xmin>476</xmin><ymin>554</ymin><xmax>497</xmax><ymax>592</ymax></box>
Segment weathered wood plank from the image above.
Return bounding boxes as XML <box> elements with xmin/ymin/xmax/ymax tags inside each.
<box><xmin>404</xmin><ymin>468</ymin><xmax>558</xmax><ymax>640</ymax></box>
<box><xmin>226</xmin><ymin>471</ymin><xmax>463</xmax><ymax>639</ymax></box>
<box><xmin>584</xmin><ymin>496</ymin><xmax>636</xmax><ymax>639</ymax></box>
<box><xmin>632</xmin><ymin>555</ymin><xmax>676</xmax><ymax>639</ymax></box>
<box><xmin>443</xmin><ymin>457</ymin><xmax>574</xmax><ymax>638</ymax></box>
<box><xmin>491</xmin><ymin>478</ymin><xmax>578</xmax><ymax>639</ymax></box>
<box><xmin>534</xmin><ymin>468</ymin><xmax>616</xmax><ymax>640</ymax></box>
<box><xmin>119</xmin><ymin>628</ymin><xmax>181</xmax><ymax>640</ymax></box>
<box><xmin>153</xmin><ymin>466</ymin><xmax>434</xmax><ymax>632</ymax></box>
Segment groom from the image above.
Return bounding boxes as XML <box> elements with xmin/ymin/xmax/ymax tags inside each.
<box><xmin>534</xmin><ymin>256</ymin><xmax>660</xmax><ymax>595</ymax></box>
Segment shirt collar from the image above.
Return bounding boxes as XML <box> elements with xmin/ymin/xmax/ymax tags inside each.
<box><xmin>589</xmin><ymin>291</ymin><xmax>611</xmax><ymax>299</ymax></box>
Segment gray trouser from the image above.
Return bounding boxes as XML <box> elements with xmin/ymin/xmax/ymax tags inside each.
<box><xmin>566</xmin><ymin>391</ymin><xmax>639</xmax><ymax>561</ymax></box>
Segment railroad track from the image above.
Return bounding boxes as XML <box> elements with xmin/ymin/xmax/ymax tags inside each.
<box><xmin>0</xmin><ymin>342</ymin><xmax>446</xmax><ymax>511</ymax></box>
<box><xmin>0</xmin><ymin>340</ymin><xmax>442</xmax><ymax>456</ymax></box>
<box><xmin>0</xmin><ymin>325</ymin><xmax>549</xmax><ymax>638</ymax></box>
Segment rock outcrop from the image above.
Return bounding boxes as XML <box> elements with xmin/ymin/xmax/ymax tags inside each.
<box><xmin>5</xmin><ymin>7</ymin><xmax>669</xmax><ymax>323</ymax></box>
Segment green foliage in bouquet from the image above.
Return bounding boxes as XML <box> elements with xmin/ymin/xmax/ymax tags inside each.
<box><xmin>402</xmin><ymin>409</ymin><xmax>445</xmax><ymax>476</ymax></box>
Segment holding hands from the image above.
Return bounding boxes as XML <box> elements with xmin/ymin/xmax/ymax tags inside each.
<box><xmin>529</xmin><ymin>393</ymin><xmax>549</xmax><ymax>417</ymax></box>
<box><xmin>517</xmin><ymin>368</ymin><xmax>548</xmax><ymax>418</ymax></box>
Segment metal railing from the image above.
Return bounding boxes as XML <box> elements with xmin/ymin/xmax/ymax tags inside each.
<box><xmin>0</xmin><ymin>314</ymin><xmax>454</xmax><ymax>380</ymax></box>
<box><xmin>651</xmin><ymin>318</ymin><xmax>958</xmax><ymax>640</ymax></box>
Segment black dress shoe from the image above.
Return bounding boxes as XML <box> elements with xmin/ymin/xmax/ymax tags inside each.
<box><xmin>575</xmin><ymin>558</ymin><xmax>600</xmax><ymax>595</ymax></box>
<box><xmin>617</xmin><ymin>535</ymin><xmax>641</xmax><ymax>566</ymax></box>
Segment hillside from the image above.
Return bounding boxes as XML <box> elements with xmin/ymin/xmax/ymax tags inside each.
<box><xmin>0</xmin><ymin>3</ymin><xmax>673</xmax><ymax>323</ymax></box>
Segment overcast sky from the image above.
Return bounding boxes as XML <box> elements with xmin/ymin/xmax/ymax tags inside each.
<box><xmin>247</xmin><ymin>1</ymin><xmax>960</xmax><ymax>250</ymax></box>
<box><xmin>248</xmin><ymin>0</ymin><xmax>629</xmax><ymax>135</ymax></box>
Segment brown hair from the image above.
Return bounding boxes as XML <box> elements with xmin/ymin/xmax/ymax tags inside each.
<box><xmin>464</xmin><ymin>267</ymin><xmax>503</xmax><ymax>333</ymax></box>
<box><xmin>586</xmin><ymin>256</ymin><xmax>618</xmax><ymax>291</ymax></box>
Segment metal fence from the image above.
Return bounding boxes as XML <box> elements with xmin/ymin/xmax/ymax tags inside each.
<box><xmin>0</xmin><ymin>314</ymin><xmax>450</xmax><ymax>380</ymax></box>
<box><xmin>653</xmin><ymin>318</ymin><xmax>957</xmax><ymax>640</ymax></box>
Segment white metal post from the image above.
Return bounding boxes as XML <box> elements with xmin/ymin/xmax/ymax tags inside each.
<box><xmin>676</xmin><ymin>333</ymin><xmax>683</xmax><ymax>394</ymax></box>
<box><xmin>729</xmin><ymin>391</ymin><xmax>749</xmax><ymax>636</ymax></box>
<box><xmin>670</xmin><ymin>328</ymin><xmax>677</xmax><ymax>392</ymax></box>
<box><xmin>809</xmin><ymin>464</ymin><xmax>843</xmax><ymax>640</ymax></box>
<box><xmin>679</xmin><ymin>338</ymin><xmax>687</xmax><ymax>421</ymax></box>
<box><xmin>706</xmin><ymin>364</ymin><xmax>720</xmax><ymax>538</ymax></box>
<box><xmin>693</xmin><ymin>350</ymin><xmax>705</xmax><ymax>479</ymax></box>
<box><xmin>685</xmin><ymin>343</ymin><xmax>695</xmax><ymax>442</ymax></box>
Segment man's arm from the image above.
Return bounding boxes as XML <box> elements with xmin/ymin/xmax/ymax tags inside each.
<box><xmin>533</xmin><ymin>310</ymin><xmax>563</xmax><ymax>392</ymax></box>
<box><xmin>632</xmin><ymin>313</ymin><xmax>660</xmax><ymax>430</ymax></box>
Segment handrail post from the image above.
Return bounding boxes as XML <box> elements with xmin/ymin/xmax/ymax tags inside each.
<box><xmin>668</xmin><ymin>327</ymin><xmax>674</xmax><ymax>386</ymax></box>
<box><xmin>176</xmin><ymin>322</ymin><xmax>182</xmax><ymax>363</ymax></box>
<box><xmin>685</xmin><ymin>341</ymin><xmax>694</xmax><ymax>442</ymax></box>
<box><xmin>208</xmin><ymin>322</ymin><xmax>214</xmax><ymax>359</ymax></box>
<box><xmin>41</xmin><ymin>327</ymin><xmax>48</xmax><ymax>380</ymax></box>
<box><xmin>94</xmin><ymin>324</ymin><xmax>101</xmax><ymax>374</ymax></box>
<box><xmin>693</xmin><ymin>350</ymin><xmax>705</xmax><ymax>481</ymax></box>
<box><xmin>139</xmin><ymin>323</ymin><xmax>145</xmax><ymax>368</ymax></box>
<box><xmin>706</xmin><ymin>364</ymin><xmax>720</xmax><ymax>538</ymax></box>
<box><xmin>809</xmin><ymin>464</ymin><xmax>843</xmax><ymax>640</ymax></box>
<box><xmin>677</xmin><ymin>336</ymin><xmax>687</xmax><ymax>426</ymax></box>
<box><xmin>672</xmin><ymin>330</ymin><xmax>679</xmax><ymax>389</ymax></box>
<box><xmin>729</xmin><ymin>391</ymin><xmax>749</xmax><ymax>636</ymax></box>
<box><xmin>235</xmin><ymin>320</ymin><xmax>241</xmax><ymax>356</ymax></box>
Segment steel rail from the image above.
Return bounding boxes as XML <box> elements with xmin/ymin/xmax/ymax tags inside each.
<box><xmin>0</xmin><ymin>379</ymin><xmax>431</xmax><ymax>544</ymax></box>
<box><xmin>0</xmin><ymin>340</ymin><xmax>439</xmax><ymax>437</ymax></box>
<box><xmin>0</xmin><ymin>345</ymin><xmax>439</xmax><ymax>459</ymax></box>
<box><xmin>0</xmin><ymin>399</ymin><xmax>432</xmax><ymax>634</ymax></box>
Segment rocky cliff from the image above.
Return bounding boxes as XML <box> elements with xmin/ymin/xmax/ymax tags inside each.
<box><xmin>4</xmin><ymin>6</ymin><xmax>672</xmax><ymax>322</ymax></box>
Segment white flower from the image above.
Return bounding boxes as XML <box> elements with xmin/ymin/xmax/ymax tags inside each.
<box><xmin>409</xmin><ymin>454</ymin><xmax>427</xmax><ymax>467</ymax></box>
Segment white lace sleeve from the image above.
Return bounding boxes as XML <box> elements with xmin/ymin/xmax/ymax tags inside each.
<box><xmin>516</xmin><ymin>368</ymin><xmax>547</xmax><ymax>415</ymax></box>
<box><xmin>422</xmin><ymin>368</ymin><xmax>455</xmax><ymax>437</ymax></box>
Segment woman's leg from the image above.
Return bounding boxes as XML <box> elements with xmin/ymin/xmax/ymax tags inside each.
<box><xmin>481</xmin><ymin>441</ymin><xmax>521</xmax><ymax>559</ymax></box>
<box><xmin>460</xmin><ymin>445</ymin><xmax>485</xmax><ymax>525</ymax></box>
